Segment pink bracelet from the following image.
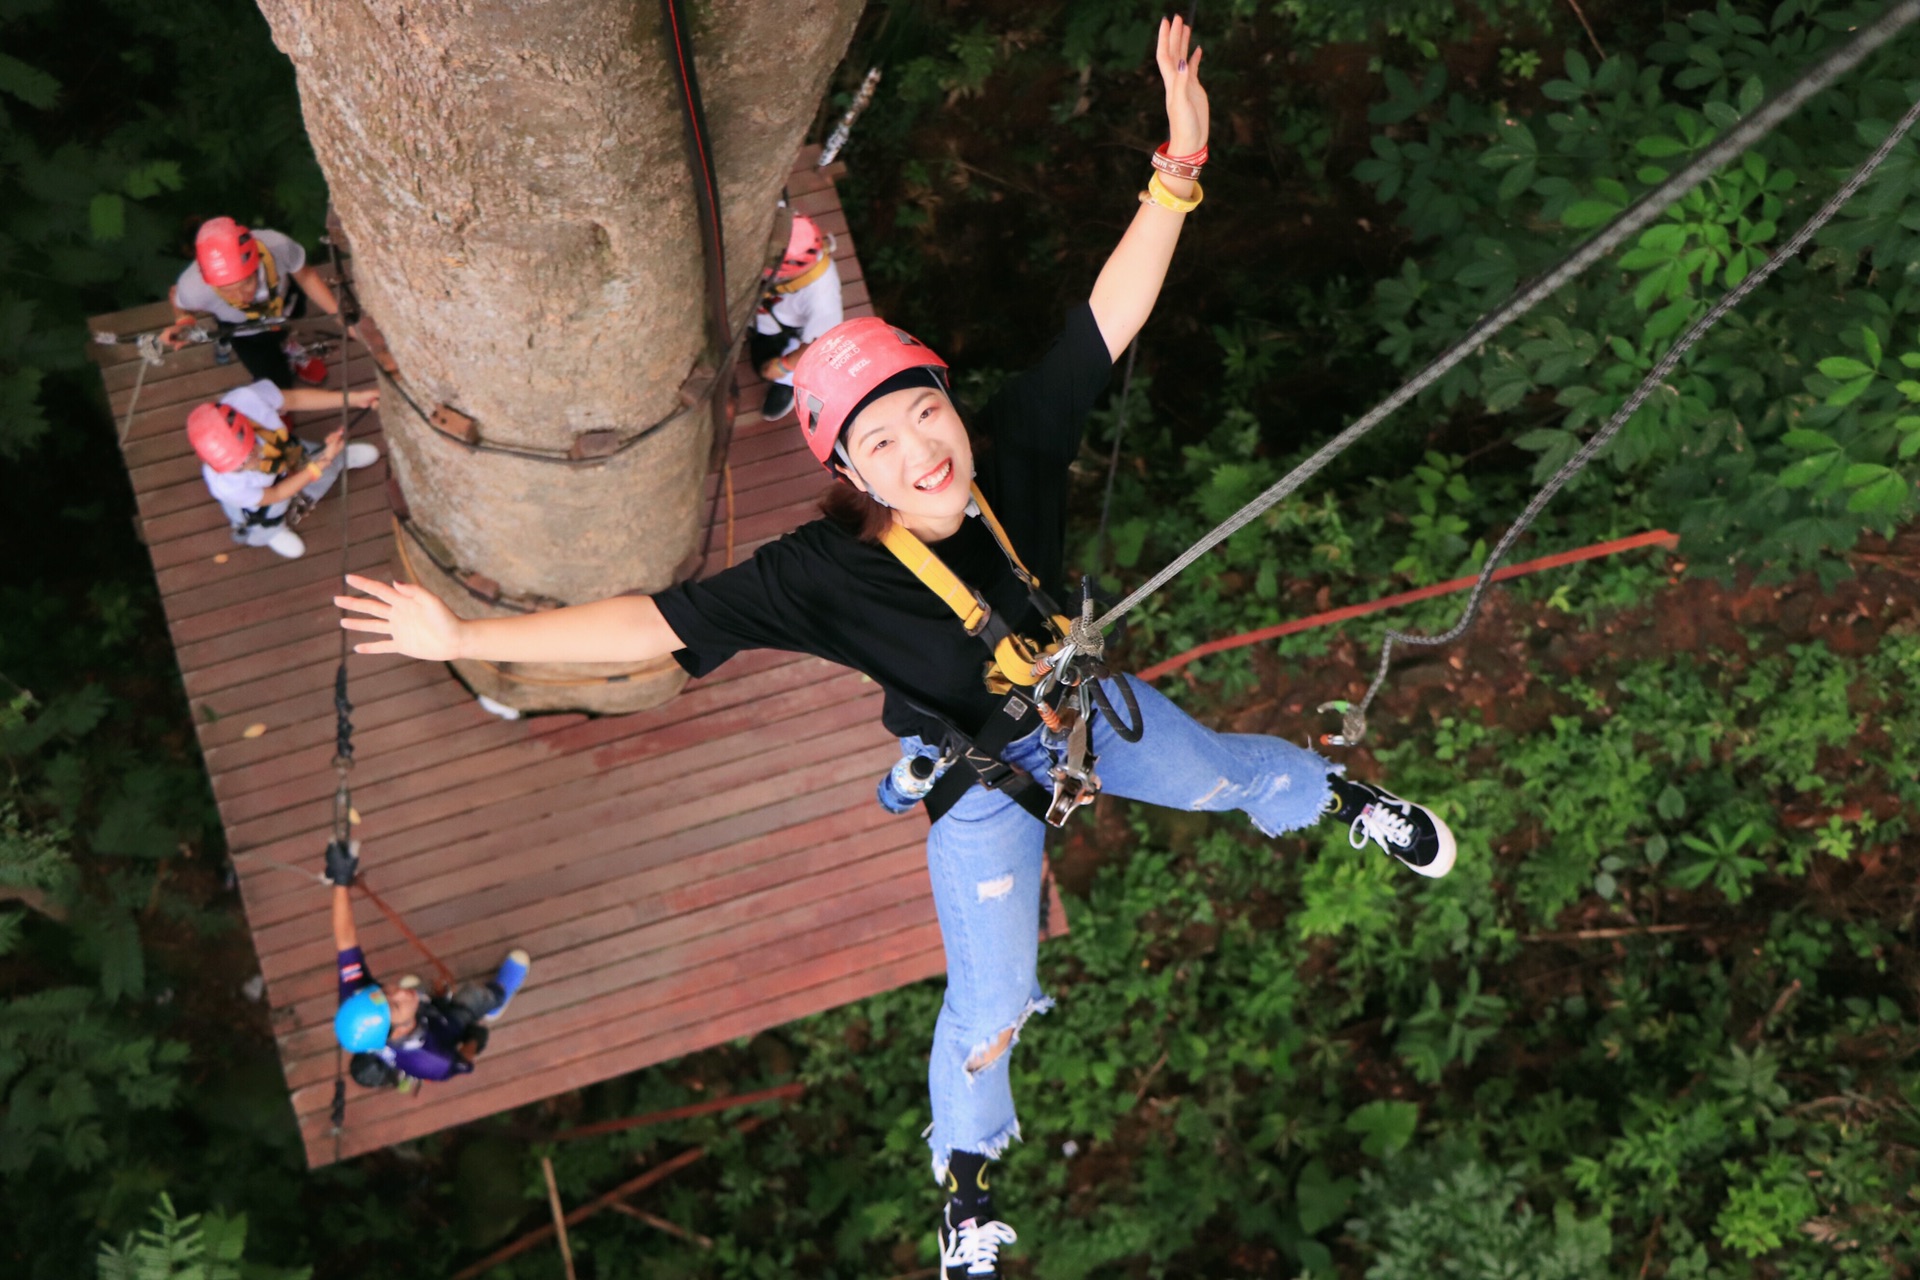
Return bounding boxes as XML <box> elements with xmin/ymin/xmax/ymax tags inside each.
<box><xmin>1159</xmin><ymin>141</ymin><xmax>1209</xmax><ymax>165</ymax></box>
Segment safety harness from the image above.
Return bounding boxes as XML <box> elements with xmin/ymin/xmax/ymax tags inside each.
<box><xmin>237</xmin><ymin>420</ymin><xmax>312</xmax><ymax>531</ymax></box>
<box><xmin>233</xmin><ymin>242</ymin><xmax>289</xmax><ymax>324</ymax></box>
<box><xmin>880</xmin><ymin>484</ymin><xmax>1142</xmax><ymax>826</ymax></box>
<box><xmin>756</xmin><ymin>245</ymin><xmax>837</xmax><ymax>352</ymax></box>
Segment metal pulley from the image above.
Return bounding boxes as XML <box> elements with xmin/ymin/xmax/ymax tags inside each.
<box><xmin>1031</xmin><ymin>579</ymin><xmax>1146</xmax><ymax>827</ymax></box>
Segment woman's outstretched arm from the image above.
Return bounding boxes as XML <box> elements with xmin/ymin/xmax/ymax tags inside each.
<box><xmin>335</xmin><ymin>574</ymin><xmax>685</xmax><ymax>666</ymax></box>
<box><xmin>1087</xmin><ymin>15</ymin><xmax>1210</xmax><ymax>360</ymax></box>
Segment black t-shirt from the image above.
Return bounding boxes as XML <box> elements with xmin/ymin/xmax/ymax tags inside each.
<box><xmin>654</xmin><ymin>303</ymin><xmax>1114</xmax><ymax>742</ymax></box>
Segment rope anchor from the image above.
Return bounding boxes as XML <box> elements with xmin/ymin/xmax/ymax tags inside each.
<box><xmin>1315</xmin><ymin>700</ymin><xmax>1367</xmax><ymax>748</ymax></box>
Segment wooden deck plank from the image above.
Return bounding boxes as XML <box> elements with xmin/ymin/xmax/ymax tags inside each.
<box><xmin>90</xmin><ymin>149</ymin><xmax>1067</xmax><ymax>1170</ymax></box>
<box><xmin>232</xmin><ymin>725</ymin><xmax>883</xmax><ymax>924</ymax></box>
<box><xmin>215</xmin><ymin>653</ymin><xmax>862</xmax><ymax>820</ymax></box>
<box><xmin>226</xmin><ymin>650</ymin><xmax>818</xmax><ymax>868</ymax></box>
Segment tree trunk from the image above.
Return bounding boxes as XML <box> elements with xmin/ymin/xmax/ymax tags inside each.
<box><xmin>255</xmin><ymin>0</ymin><xmax>863</xmax><ymax>711</ymax></box>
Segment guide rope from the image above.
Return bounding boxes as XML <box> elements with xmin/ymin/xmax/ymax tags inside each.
<box><xmin>112</xmin><ymin>333</ymin><xmax>168</xmax><ymax>448</ymax></box>
<box><xmin>1091</xmin><ymin>0</ymin><xmax>1920</xmax><ymax>642</ymax></box>
<box><xmin>322</xmin><ymin>231</ymin><xmax>359</xmax><ymax>1152</ymax></box>
<box><xmin>1326</xmin><ymin>87</ymin><xmax>1920</xmax><ymax>744</ymax></box>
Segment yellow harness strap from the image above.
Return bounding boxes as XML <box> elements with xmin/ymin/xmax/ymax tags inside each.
<box><xmin>238</xmin><ymin>243</ymin><xmax>287</xmax><ymax>322</ymax></box>
<box><xmin>879</xmin><ymin>485</ymin><xmax>1067</xmax><ymax>689</ymax></box>
<box><xmin>771</xmin><ymin>250</ymin><xmax>834</xmax><ymax>295</ymax></box>
<box><xmin>252</xmin><ymin>424</ymin><xmax>307</xmax><ymax>476</ymax></box>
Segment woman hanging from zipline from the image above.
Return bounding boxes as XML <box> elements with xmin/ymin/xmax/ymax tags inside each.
<box><xmin>336</xmin><ymin>16</ymin><xmax>1450</xmax><ymax>1275</ymax></box>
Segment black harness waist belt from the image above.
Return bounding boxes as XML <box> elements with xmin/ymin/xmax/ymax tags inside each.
<box><xmin>923</xmin><ymin>689</ymin><xmax>1052</xmax><ymax>825</ymax></box>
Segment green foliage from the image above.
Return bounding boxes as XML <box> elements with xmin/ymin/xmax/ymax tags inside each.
<box><xmin>0</xmin><ymin>692</ymin><xmax>201</xmax><ymax>1182</ymax></box>
<box><xmin>97</xmin><ymin>1193</ymin><xmax>308</xmax><ymax>1280</ymax></box>
<box><xmin>0</xmin><ymin>0</ymin><xmax>325</xmax><ymax>456</ymax></box>
<box><xmin>1351</xmin><ymin>1157</ymin><xmax>1613</xmax><ymax>1280</ymax></box>
<box><xmin>9</xmin><ymin>0</ymin><xmax>1920</xmax><ymax>1276</ymax></box>
<box><xmin>1353</xmin><ymin>0</ymin><xmax>1920</xmax><ymax>575</ymax></box>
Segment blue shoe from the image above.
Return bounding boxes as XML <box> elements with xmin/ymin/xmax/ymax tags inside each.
<box><xmin>486</xmin><ymin>949</ymin><xmax>530</xmax><ymax>1021</ymax></box>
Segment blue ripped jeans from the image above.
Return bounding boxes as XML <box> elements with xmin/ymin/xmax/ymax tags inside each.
<box><xmin>916</xmin><ymin>676</ymin><xmax>1335</xmax><ymax>1182</ymax></box>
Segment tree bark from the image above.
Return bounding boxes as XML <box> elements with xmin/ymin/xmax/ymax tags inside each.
<box><xmin>255</xmin><ymin>0</ymin><xmax>863</xmax><ymax>710</ymax></box>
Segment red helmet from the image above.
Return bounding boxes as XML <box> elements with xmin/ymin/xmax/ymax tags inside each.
<box><xmin>791</xmin><ymin>318</ymin><xmax>949</xmax><ymax>468</ymax></box>
<box><xmin>187</xmin><ymin>401</ymin><xmax>258</xmax><ymax>472</ymax></box>
<box><xmin>195</xmin><ymin>217</ymin><xmax>261</xmax><ymax>287</ymax></box>
<box><xmin>773</xmin><ymin>213</ymin><xmax>826</xmax><ymax>283</ymax></box>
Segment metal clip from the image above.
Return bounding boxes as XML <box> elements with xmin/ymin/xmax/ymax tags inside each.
<box><xmin>1045</xmin><ymin>712</ymin><xmax>1100</xmax><ymax>827</ymax></box>
<box><xmin>1315</xmin><ymin>700</ymin><xmax>1369</xmax><ymax>748</ymax></box>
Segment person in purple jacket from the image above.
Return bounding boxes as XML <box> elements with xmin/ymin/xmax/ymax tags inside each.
<box><xmin>324</xmin><ymin>841</ymin><xmax>530</xmax><ymax>1090</ymax></box>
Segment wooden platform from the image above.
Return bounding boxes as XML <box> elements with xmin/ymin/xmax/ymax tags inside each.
<box><xmin>90</xmin><ymin>151</ymin><xmax>1060</xmax><ymax>1167</ymax></box>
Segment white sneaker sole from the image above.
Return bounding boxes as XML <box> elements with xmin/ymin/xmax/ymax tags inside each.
<box><xmin>1401</xmin><ymin>806</ymin><xmax>1456</xmax><ymax>879</ymax></box>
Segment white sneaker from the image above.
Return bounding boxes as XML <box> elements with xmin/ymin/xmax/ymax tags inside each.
<box><xmin>265</xmin><ymin>529</ymin><xmax>306</xmax><ymax>559</ymax></box>
<box><xmin>476</xmin><ymin>694</ymin><xmax>522</xmax><ymax>721</ymax></box>
<box><xmin>345</xmin><ymin>443</ymin><xmax>380</xmax><ymax>469</ymax></box>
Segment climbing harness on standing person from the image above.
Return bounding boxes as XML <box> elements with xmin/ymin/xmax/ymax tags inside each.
<box><xmin>1072</xmin><ymin>0</ymin><xmax>1920</xmax><ymax>744</ymax></box>
<box><xmin>795</xmin><ymin>318</ymin><xmax>1147</xmax><ymax>827</ymax></box>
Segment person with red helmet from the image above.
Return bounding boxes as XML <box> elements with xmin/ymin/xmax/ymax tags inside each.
<box><xmin>189</xmin><ymin>377</ymin><xmax>381</xmax><ymax>559</ymax></box>
<box><xmin>161</xmin><ymin>217</ymin><xmax>354</xmax><ymax>387</ymax></box>
<box><xmin>337</xmin><ymin>19</ymin><xmax>1452</xmax><ymax>1275</ymax></box>
<box><xmin>751</xmin><ymin>210</ymin><xmax>845</xmax><ymax>422</ymax></box>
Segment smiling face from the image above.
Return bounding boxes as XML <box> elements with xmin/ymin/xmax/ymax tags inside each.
<box><xmin>837</xmin><ymin>385</ymin><xmax>974</xmax><ymax>533</ymax></box>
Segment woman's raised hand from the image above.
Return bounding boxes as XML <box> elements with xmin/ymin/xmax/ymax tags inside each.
<box><xmin>336</xmin><ymin>574</ymin><xmax>465</xmax><ymax>659</ymax></box>
<box><xmin>1155</xmin><ymin>15</ymin><xmax>1209</xmax><ymax>157</ymax></box>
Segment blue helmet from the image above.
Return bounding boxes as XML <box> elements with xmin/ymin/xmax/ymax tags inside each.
<box><xmin>335</xmin><ymin>988</ymin><xmax>392</xmax><ymax>1052</ymax></box>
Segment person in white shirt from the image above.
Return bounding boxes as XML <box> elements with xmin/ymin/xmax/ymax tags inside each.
<box><xmin>752</xmin><ymin>212</ymin><xmax>845</xmax><ymax>422</ymax></box>
<box><xmin>162</xmin><ymin>217</ymin><xmax>354</xmax><ymax>387</ymax></box>
<box><xmin>187</xmin><ymin>379</ymin><xmax>381</xmax><ymax>560</ymax></box>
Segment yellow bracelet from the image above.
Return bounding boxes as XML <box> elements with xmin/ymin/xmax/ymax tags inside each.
<box><xmin>1140</xmin><ymin>172</ymin><xmax>1203</xmax><ymax>213</ymax></box>
<box><xmin>306</xmin><ymin>462</ymin><xmax>324</xmax><ymax>480</ymax></box>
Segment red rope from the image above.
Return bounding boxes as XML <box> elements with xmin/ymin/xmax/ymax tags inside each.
<box><xmin>1136</xmin><ymin>529</ymin><xmax>1678</xmax><ymax>683</ymax></box>
<box><xmin>354</xmin><ymin>875</ymin><xmax>457</xmax><ymax>991</ymax></box>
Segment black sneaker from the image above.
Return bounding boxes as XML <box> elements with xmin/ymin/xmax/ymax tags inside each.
<box><xmin>1329</xmin><ymin>778</ymin><xmax>1456</xmax><ymax>878</ymax></box>
<box><xmin>761</xmin><ymin>382</ymin><xmax>795</xmax><ymax>421</ymax></box>
<box><xmin>939</xmin><ymin>1201</ymin><xmax>1017</xmax><ymax>1277</ymax></box>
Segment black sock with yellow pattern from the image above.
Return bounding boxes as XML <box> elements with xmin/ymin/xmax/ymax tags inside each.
<box><xmin>944</xmin><ymin>1150</ymin><xmax>994</xmax><ymax>1222</ymax></box>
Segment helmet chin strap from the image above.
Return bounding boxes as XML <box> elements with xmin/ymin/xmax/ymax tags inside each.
<box><xmin>833</xmin><ymin>439</ymin><xmax>893</xmax><ymax>508</ymax></box>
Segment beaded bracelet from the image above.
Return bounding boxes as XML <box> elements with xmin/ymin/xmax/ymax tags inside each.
<box><xmin>1140</xmin><ymin>172</ymin><xmax>1203</xmax><ymax>213</ymax></box>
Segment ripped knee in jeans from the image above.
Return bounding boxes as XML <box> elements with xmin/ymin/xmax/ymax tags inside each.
<box><xmin>965</xmin><ymin>1027</ymin><xmax>1015</xmax><ymax>1075</ymax></box>
<box><xmin>959</xmin><ymin>995</ymin><xmax>1054</xmax><ymax>1082</ymax></box>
